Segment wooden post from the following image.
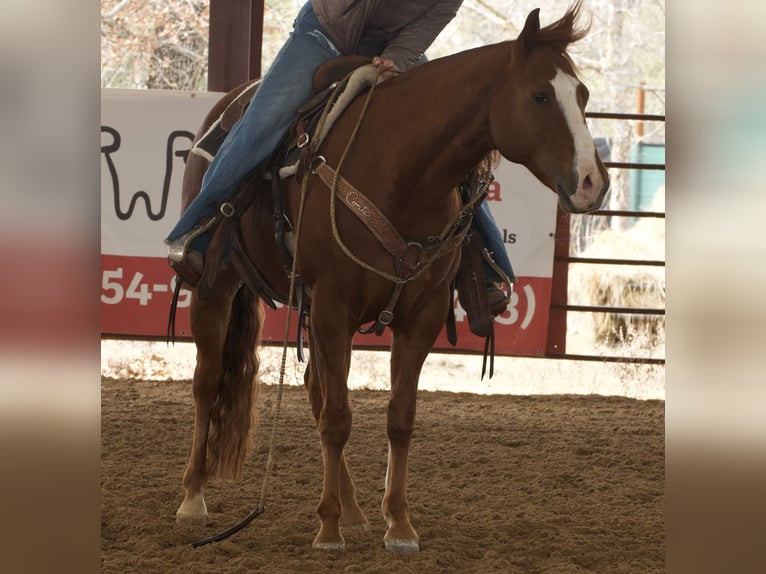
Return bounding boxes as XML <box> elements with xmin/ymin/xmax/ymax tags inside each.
<box><xmin>207</xmin><ymin>0</ymin><xmax>264</xmax><ymax>92</ymax></box>
<box><xmin>545</xmin><ymin>209</ymin><xmax>571</xmax><ymax>357</ymax></box>
<box><xmin>248</xmin><ymin>0</ymin><xmax>264</xmax><ymax>81</ymax></box>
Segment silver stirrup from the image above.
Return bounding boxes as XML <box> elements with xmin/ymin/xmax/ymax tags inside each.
<box><xmin>166</xmin><ymin>216</ymin><xmax>218</xmax><ymax>263</ymax></box>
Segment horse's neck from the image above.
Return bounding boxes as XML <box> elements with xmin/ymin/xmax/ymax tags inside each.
<box><xmin>372</xmin><ymin>43</ymin><xmax>509</xmax><ymax>191</ymax></box>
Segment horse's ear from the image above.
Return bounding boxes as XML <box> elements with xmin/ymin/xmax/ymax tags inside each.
<box><xmin>518</xmin><ymin>8</ymin><xmax>541</xmax><ymax>53</ymax></box>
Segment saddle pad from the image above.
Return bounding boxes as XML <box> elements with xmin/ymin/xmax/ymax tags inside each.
<box><xmin>191</xmin><ymin>80</ymin><xmax>260</xmax><ymax>162</ymax></box>
<box><xmin>278</xmin><ymin>64</ymin><xmax>381</xmax><ymax>179</ymax></box>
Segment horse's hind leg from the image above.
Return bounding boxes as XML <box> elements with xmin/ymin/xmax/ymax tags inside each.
<box><xmin>338</xmin><ymin>452</ymin><xmax>368</xmax><ymax>530</ymax></box>
<box><xmin>304</xmin><ymin>354</ymin><xmax>368</xmax><ymax>533</ymax></box>
<box><xmin>176</xmin><ymin>268</ymin><xmax>255</xmax><ymax>526</ymax></box>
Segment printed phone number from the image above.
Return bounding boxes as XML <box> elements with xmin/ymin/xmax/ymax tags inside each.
<box><xmin>101</xmin><ymin>268</ymin><xmax>191</xmax><ymax>307</ymax></box>
<box><xmin>454</xmin><ymin>284</ymin><xmax>537</xmax><ymax>329</ymax></box>
<box><xmin>103</xmin><ymin>268</ymin><xmax>537</xmax><ymax>328</ymax></box>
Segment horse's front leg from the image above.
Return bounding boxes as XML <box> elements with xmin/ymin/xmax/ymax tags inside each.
<box><xmin>304</xmin><ymin>355</ymin><xmax>369</xmax><ymax>532</ymax></box>
<box><xmin>176</xmin><ymin>271</ymin><xmax>242</xmax><ymax>526</ymax></box>
<box><xmin>383</xmin><ymin>298</ymin><xmax>450</xmax><ymax>552</ymax></box>
<box><xmin>382</xmin><ymin>349</ymin><xmax>421</xmax><ymax>552</ymax></box>
<box><xmin>307</xmin><ymin>301</ymin><xmax>356</xmax><ymax>549</ymax></box>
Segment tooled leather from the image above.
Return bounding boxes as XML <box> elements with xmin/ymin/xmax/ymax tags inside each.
<box><xmin>315</xmin><ymin>162</ymin><xmax>409</xmax><ymax>262</ymax></box>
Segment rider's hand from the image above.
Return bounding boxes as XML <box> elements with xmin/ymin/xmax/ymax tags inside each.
<box><xmin>372</xmin><ymin>57</ymin><xmax>401</xmax><ymax>79</ymax></box>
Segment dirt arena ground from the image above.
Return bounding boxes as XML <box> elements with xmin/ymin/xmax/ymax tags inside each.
<box><xmin>101</xmin><ymin>374</ymin><xmax>664</xmax><ymax>573</ymax></box>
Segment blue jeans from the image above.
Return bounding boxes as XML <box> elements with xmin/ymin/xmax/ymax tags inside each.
<box><xmin>166</xmin><ymin>2</ymin><xmax>341</xmax><ymax>247</ymax></box>
<box><xmin>474</xmin><ymin>200</ymin><xmax>516</xmax><ymax>283</ymax></box>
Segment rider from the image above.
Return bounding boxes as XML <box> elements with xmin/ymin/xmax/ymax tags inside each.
<box><xmin>166</xmin><ymin>0</ymin><xmax>513</xmax><ymax>308</ymax></box>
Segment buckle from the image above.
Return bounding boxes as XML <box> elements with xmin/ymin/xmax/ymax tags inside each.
<box><xmin>401</xmin><ymin>241</ymin><xmax>424</xmax><ymax>270</ymax></box>
<box><xmin>309</xmin><ymin>155</ymin><xmax>326</xmax><ymax>174</ymax></box>
<box><xmin>378</xmin><ymin>310</ymin><xmax>394</xmax><ymax>325</ymax></box>
<box><xmin>297</xmin><ymin>132</ymin><xmax>310</xmax><ymax>148</ymax></box>
<box><xmin>220</xmin><ymin>202</ymin><xmax>236</xmax><ymax>218</ymax></box>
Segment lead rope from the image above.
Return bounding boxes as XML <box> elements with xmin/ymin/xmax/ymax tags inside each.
<box><xmin>191</xmin><ymin>153</ymin><xmax>312</xmax><ymax>549</ymax></box>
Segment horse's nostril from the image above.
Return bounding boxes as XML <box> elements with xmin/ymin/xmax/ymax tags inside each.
<box><xmin>583</xmin><ymin>173</ymin><xmax>593</xmax><ymax>191</ymax></box>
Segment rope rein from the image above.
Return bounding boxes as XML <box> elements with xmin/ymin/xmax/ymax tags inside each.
<box><xmin>257</xmin><ymin>161</ymin><xmax>311</xmax><ymax>512</ymax></box>
<box><xmin>326</xmin><ymin>73</ymin><xmax>404</xmax><ymax>281</ymax></box>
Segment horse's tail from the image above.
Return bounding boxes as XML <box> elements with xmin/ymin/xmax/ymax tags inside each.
<box><xmin>206</xmin><ymin>286</ymin><xmax>264</xmax><ymax>480</ymax></box>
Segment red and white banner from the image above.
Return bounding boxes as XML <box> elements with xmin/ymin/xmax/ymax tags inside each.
<box><xmin>101</xmin><ymin>88</ymin><xmax>558</xmax><ymax>356</ymax></box>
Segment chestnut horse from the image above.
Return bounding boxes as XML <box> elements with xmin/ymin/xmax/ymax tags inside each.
<box><xmin>174</xmin><ymin>5</ymin><xmax>609</xmax><ymax>552</ymax></box>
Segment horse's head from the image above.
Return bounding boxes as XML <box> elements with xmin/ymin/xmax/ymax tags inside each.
<box><xmin>490</xmin><ymin>4</ymin><xmax>609</xmax><ymax>213</ymax></box>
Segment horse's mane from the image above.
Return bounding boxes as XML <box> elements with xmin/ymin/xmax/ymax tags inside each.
<box><xmin>535</xmin><ymin>2</ymin><xmax>590</xmax><ymax>49</ymax></box>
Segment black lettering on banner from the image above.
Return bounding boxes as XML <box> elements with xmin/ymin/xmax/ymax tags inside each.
<box><xmin>101</xmin><ymin>126</ymin><xmax>194</xmax><ymax>221</ymax></box>
<box><xmin>503</xmin><ymin>229</ymin><xmax>517</xmax><ymax>244</ymax></box>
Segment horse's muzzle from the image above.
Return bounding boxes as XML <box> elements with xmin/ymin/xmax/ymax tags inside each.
<box><xmin>557</xmin><ymin>161</ymin><xmax>609</xmax><ymax>213</ymax></box>
<box><xmin>557</xmin><ymin>178</ymin><xmax>609</xmax><ymax>213</ymax></box>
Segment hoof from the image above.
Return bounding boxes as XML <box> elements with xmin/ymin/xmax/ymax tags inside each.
<box><xmin>312</xmin><ymin>540</ymin><xmax>346</xmax><ymax>551</ymax></box>
<box><xmin>313</xmin><ymin>523</ymin><xmax>345</xmax><ymax>550</ymax></box>
<box><xmin>176</xmin><ymin>495</ymin><xmax>208</xmax><ymax>527</ymax></box>
<box><xmin>175</xmin><ymin>511</ymin><xmax>208</xmax><ymax>527</ymax></box>
<box><xmin>384</xmin><ymin>538</ymin><xmax>420</xmax><ymax>553</ymax></box>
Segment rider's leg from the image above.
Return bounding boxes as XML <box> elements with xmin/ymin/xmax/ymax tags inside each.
<box><xmin>473</xmin><ymin>200</ymin><xmax>516</xmax><ymax>311</ymax></box>
<box><xmin>165</xmin><ymin>2</ymin><xmax>341</xmax><ymax>256</ymax></box>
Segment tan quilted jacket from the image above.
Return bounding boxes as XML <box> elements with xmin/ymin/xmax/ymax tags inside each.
<box><xmin>310</xmin><ymin>0</ymin><xmax>463</xmax><ymax>70</ymax></box>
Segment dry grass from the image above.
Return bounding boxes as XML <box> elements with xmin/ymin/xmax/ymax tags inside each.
<box><xmin>568</xmin><ymin>188</ymin><xmax>665</xmax><ymax>360</ymax></box>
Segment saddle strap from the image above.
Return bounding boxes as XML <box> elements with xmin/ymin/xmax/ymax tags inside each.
<box><xmin>455</xmin><ymin>230</ymin><xmax>496</xmax><ymax>379</ymax></box>
<box><xmin>228</xmin><ymin>234</ymin><xmax>284</xmax><ymax>310</ymax></box>
<box><xmin>455</xmin><ymin>230</ymin><xmax>493</xmax><ymax>338</ymax></box>
<box><xmin>295</xmin><ymin>283</ymin><xmax>310</xmax><ymax>362</ymax></box>
<box><xmin>445</xmin><ymin>283</ymin><xmax>458</xmax><ymax>346</ymax></box>
<box><xmin>196</xmin><ymin>167</ymin><xmax>266</xmax><ymax>299</ymax></box>
<box><xmin>167</xmin><ymin>277</ymin><xmax>184</xmax><ymax>344</ymax></box>
<box><xmin>197</xmin><ymin>215</ymin><xmax>237</xmax><ymax>300</ymax></box>
<box><xmin>314</xmin><ymin>162</ymin><xmax>410</xmax><ymax>263</ymax></box>
<box><xmin>481</xmin><ymin>326</ymin><xmax>495</xmax><ymax>380</ymax></box>
<box><xmin>358</xmin><ymin>282</ymin><xmax>404</xmax><ymax>336</ymax></box>
<box><xmin>270</xmin><ymin>167</ymin><xmax>295</xmax><ymax>265</ymax></box>
<box><xmin>314</xmin><ymin>161</ymin><xmax>473</xmax><ymax>280</ymax></box>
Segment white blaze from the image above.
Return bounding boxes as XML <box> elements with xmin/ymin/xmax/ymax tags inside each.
<box><xmin>550</xmin><ymin>69</ymin><xmax>602</xmax><ymax>209</ymax></box>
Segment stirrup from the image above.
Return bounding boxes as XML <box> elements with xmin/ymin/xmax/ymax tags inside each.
<box><xmin>481</xmin><ymin>248</ymin><xmax>514</xmax><ymax>316</ymax></box>
<box><xmin>167</xmin><ymin>216</ymin><xmax>218</xmax><ymax>263</ymax></box>
<box><xmin>166</xmin><ymin>217</ymin><xmax>219</xmax><ymax>287</ymax></box>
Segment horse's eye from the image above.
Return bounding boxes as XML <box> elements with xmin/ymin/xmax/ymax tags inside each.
<box><xmin>531</xmin><ymin>92</ymin><xmax>550</xmax><ymax>104</ymax></box>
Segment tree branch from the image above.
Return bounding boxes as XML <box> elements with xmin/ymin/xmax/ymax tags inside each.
<box><xmin>102</xmin><ymin>0</ymin><xmax>132</xmax><ymax>19</ymax></box>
